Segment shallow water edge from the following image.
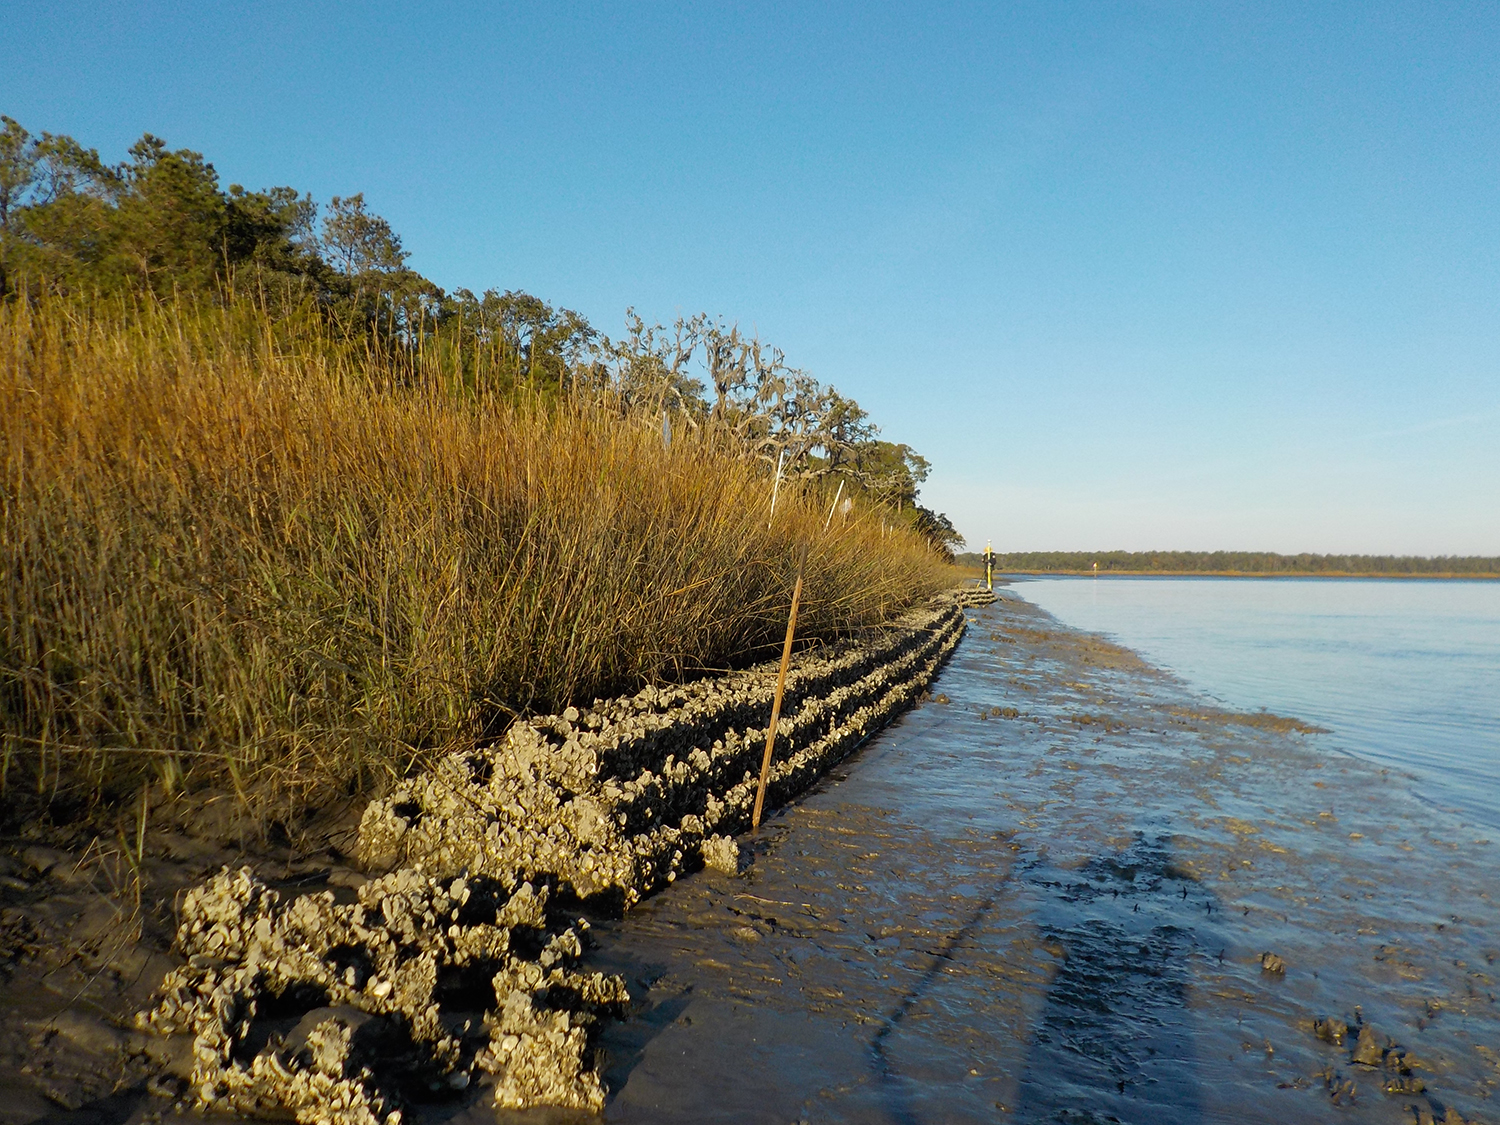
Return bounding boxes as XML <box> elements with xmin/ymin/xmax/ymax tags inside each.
<box><xmin>566</xmin><ymin>592</ymin><xmax>1498</xmax><ymax>1124</ymax></box>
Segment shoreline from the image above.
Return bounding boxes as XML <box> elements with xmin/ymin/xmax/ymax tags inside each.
<box><xmin>579</xmin><ymin>590</ymin><xmax>1500</xmax><ymax>1123</ymax></box>
<box><xmin>6</xmin><ymin>584</ymin><xmax>1494</xmax><ymax>1123</ymax></box>
<box><xmin>0</xmin><ymin>589</ymin><xmax>988</xmax><ymax>1122</ymax></box>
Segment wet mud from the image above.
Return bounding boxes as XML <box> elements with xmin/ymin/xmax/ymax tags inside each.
<box><xmin>568</xmin><ymin>593</ymin><xmax>1499</xmax><ymax>1124</ymax></box>
<box><xmin>0</xmin><ymin>800</ymin><xmax>371</xmax><ymax>1125</ymax></box>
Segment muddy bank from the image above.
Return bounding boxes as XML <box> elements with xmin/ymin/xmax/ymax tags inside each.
<box><xmin>0</xmin><ymin>800</ymin><xmax>369</xmax><ymax>1125</ymax></box>
<box><xmin>0</xmin><ymin>591</ymin><xmax>981</xmax><ymax>1124</ymax></box>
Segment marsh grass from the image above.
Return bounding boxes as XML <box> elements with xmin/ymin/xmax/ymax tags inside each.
<box><xmin>1</xmin><ymin>293</ymin><xmax>948</xmax><ymax>823</ymax></box>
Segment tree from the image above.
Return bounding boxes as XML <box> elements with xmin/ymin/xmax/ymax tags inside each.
<box><xmin>109</xmin><ymin>135</ymin><xmax>228</xmax><ymax>293</ymax></box>
<box><xmin>2</xmin><ymin>127</ymin><xmax>245</xmax><ymax>297</ymax></box>
<box><xmin>322</xmin><ymin>193</ymin><xmax>406</xmax><ymax>276</ymax></box>
<box><xmin>911</xmin><ymin>506</ymin><xmax>964</xmax><ymax>560</ymax></box>
<box><xmin>851</xmin><ymin>440</ymin><xmax>930</xmax><ymax>509</ymax></box>
<box><xmin>0</xmin><ymin>121</ymin><xmax>117</xmax><ymax>292</ymax></box>
<box><xmin>225</xmin><ymin>184</ymin><xmax>319</xmax><ymax>271</ymax></box>
<box><xmin>0</xmin><ymin>115</ymin><xmax>966</xmax><ymax>553</ymax></box>
<box><xmin>442</xmin><ymin>288</ymin><xmax>598</xmax><ymax>394</ymax></box>
<box><xmin>0</xmin><ymin>117</ymin><xmax>37</xmax><ymax>232</ymax></box>
<box><xmin>594</xmin><ymin>312</ymin><xmax>950</xmax><ymax>536</ymax></box>
<box><xmin>604</xmin><ymin>308</ymin><xmax>708</xmax><ymax>419</ymax></box>
<box><xmin>1</xmin><ymin>128</ymin><xmax>116</xmax><ymax>292</ymax></box>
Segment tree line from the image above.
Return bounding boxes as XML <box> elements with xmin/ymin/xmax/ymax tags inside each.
<box><xmin>957</xmin><ymin>550</ymin><xmax>1500</xmax><ymax>576</ymax></box>
<box><xmin>0</xmin><ymin>114</ymin><xmax>961</xmax><ymax>556</ymax></box>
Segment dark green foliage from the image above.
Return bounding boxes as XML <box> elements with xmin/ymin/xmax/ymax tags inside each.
<box><xmin>1</xmin><ymin>118</ymin><xmax>325</xmax><ymax>300</ymax></box>
<box><xmin>225</xmin><ymin>184</ymin><xmax>320</xmax><ymax>274</ymax></box>
<box><xmin>911</xmin><ymin>507</ymin><xmax>964</xmax><ymax>560</ymax></box>
<box><xmin>113</xmin><ymin>135</ymin><xmax>228</xmax><ymax>292</ymax></box>
<box><xmin>850</xmin><ymin>441</ymin><xmax>930</xmax><ymax>509</ymax></box>
<box><xmin>322</xmin><ymin>192</ymin><xmax>405</xmax><ymax>275</ymax></box>
<box><xmin>445</xmin><ymin>288</ymin><xmax>598</xmax><ymax>393</ymax></box>
<box><xmin>0</xmin><ymin>117</ymin><xmax>633</xmax><ymax>404</ymax></box>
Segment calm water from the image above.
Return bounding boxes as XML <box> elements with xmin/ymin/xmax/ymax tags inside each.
<box><xmin>1013</xmin><ymin>576</ymin><xmax>1500</xmax><ymax>828</ymax></box>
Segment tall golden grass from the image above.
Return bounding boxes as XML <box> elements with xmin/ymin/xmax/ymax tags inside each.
<box><xmin>1</xmin><ymin>294</ymin><xmax>948</xmax><ymax>820</ymax></box>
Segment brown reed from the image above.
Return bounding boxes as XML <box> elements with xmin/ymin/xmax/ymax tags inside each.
<box><xmin>0</xmin><ymin>293</ymin><xmax>949</xmax><ymax>822</ymax></box>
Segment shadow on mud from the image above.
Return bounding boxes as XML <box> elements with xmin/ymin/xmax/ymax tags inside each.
<box><xmin>870</xmin><ymin>831</ymin><xmax>1212</xmax><ymax>1125</ymax></box>
<box><xmin>1014</xmin><ymin>833</ymin><xmax>1210</xmax><ymax>1124</ymax></box>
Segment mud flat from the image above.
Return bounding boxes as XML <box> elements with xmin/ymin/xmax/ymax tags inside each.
<box><xmin>572</xmin><ymin>592</ymin><xmax>1500</xmax><ymax>1124</ymax></box>
<box><xmin>0</xmin><ymin>591</ymin><xmax>980</xmax><ymax>1124</ymax></box>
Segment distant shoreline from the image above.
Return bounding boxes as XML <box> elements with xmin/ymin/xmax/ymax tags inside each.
<box><xmin>956</xmin><ymin>550</ymin><xmax>1500</xmax><ymax>580</ymax></box>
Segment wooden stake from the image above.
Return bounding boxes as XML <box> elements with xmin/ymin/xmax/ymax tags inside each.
<box><xmin>752</xmin><ymin>566</ymin><xmax>803</xmax><ymax>829</ymax></box>
<box><xmin>767</xmin><ymin>449</ymin><xmax>786</xmax><ymax>529</ymax></box>
<box><xmin>823</xmin><ymin>479</ymin><xmax>845</xmax><ymax>531</ymax></box>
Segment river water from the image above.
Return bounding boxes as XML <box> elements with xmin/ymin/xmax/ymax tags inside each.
<box><xmin>1014</xmin><ymin>577</ymin><xmax>1500</xmax><ymax>831</ymax></box>
<box><xmin>528</xmin><ymin>591</ymin><xmax>1500</xmax><ymax>1125</ymax></box>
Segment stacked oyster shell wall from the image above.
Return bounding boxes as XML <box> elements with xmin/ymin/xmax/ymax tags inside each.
<box><xmin>358</xmin><ymin>595</ymin><xmax>972</xmax><ymax>907</ymax></box>
<box><xmin>139</xmin><ymin>866</ymin><xmax>629</xmax><ymax>1124</ymax></box>
<box><xmin>138</xmin><ymin>591</ymin><xmax>982</xmax><ymax>1122</ymax></box>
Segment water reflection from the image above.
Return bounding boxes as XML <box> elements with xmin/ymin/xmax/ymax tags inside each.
<box><xmin>1015</xmin><ymin>577</ymin><xmax>1500</xmax><ymax>827</ymax></box>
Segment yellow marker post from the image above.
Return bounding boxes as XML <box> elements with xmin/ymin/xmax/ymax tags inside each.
<box><xmin>753</xmin><ymin>559</ymin><xmax>804</xmax><ymax>830</ymax></box>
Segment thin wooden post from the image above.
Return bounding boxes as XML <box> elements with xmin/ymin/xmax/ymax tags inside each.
<box><xmin>823</xmin><ymin>479</ymin><xmax>844</xmax><ymax>531</ymax></box>
<box><xmin>767</xmin><ymin>449</ymin><xmax>786</xmax><ymax>529</ymax></box>
<box><xmin>752</xmin><ymin>566</ymin><xmax>803</xmax><ymax>829</ymax></box>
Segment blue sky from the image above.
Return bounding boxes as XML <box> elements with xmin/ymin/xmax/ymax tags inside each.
<box><xmin>6</xmin><ymin>2</ymin><xmax>1498</xmax><ymax>553</ymax></box>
